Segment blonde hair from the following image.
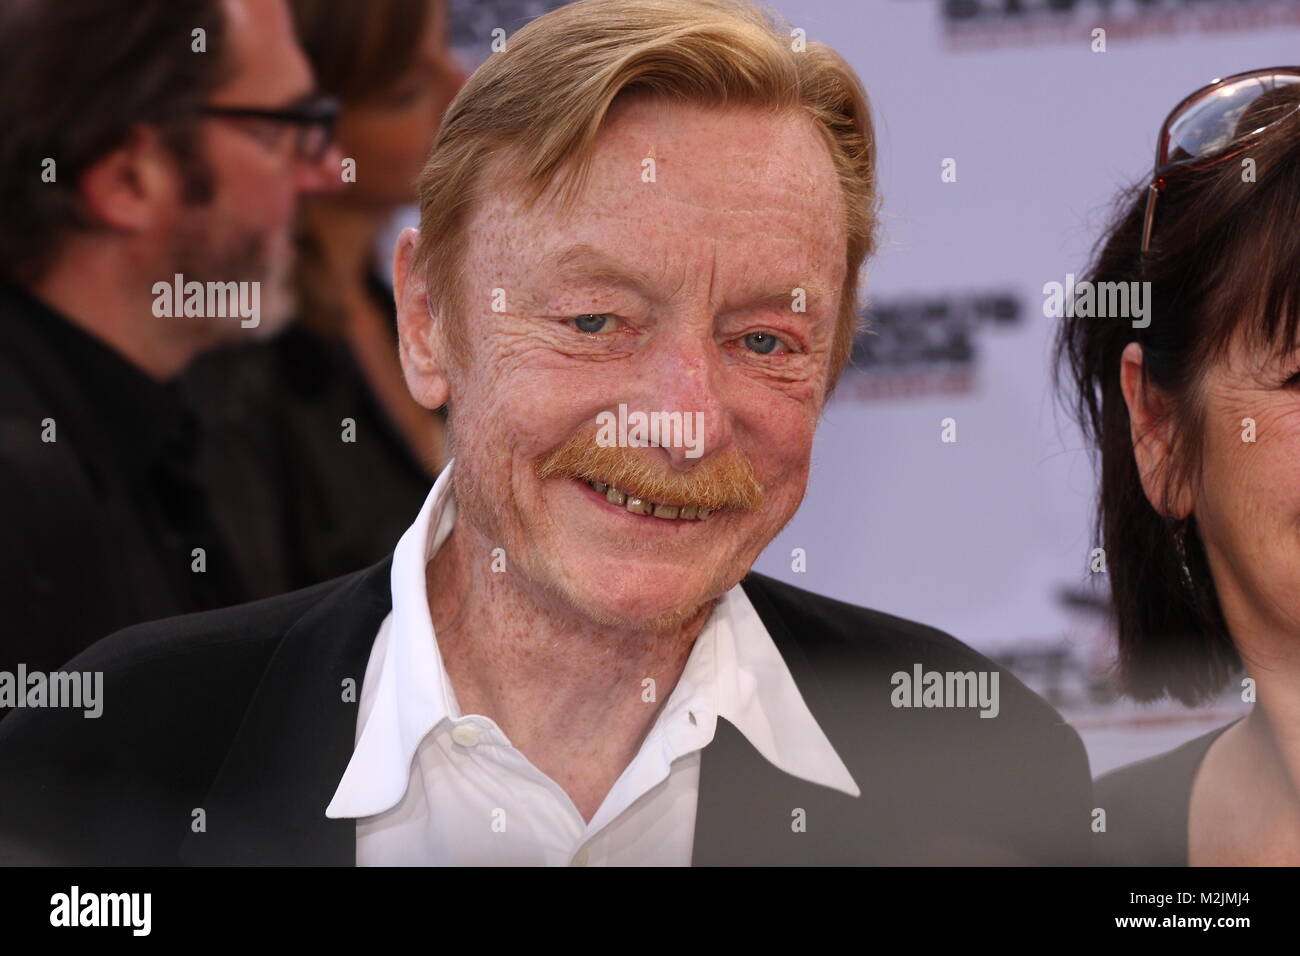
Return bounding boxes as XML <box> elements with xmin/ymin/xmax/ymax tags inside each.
<box><xmin>413</xmin><ymin>0</ymin><xmax>877</xmax><ymax>390</ymax></box>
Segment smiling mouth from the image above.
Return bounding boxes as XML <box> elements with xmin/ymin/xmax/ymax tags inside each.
<box><xmin>577</xmin><ymin>478</ymin><xmax>714</xmax><ymax>521</ymax></box>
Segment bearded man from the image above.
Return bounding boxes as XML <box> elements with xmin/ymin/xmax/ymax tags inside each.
<box><xmin>0</xmin><ymin>0</ymin><xmax>339</xmax><ymax>678</ymax></box>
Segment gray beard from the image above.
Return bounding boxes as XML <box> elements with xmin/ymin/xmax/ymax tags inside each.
<box><xmin>168</xmin><ymin>217</ymin><xmax>298</xmax><ymax>343</ymax></box>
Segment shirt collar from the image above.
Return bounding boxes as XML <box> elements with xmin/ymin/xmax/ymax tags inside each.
<box><xmin>327</xmin><ymin>458</ymin><xmax>859</xmax><ymax>819</ymax></box>
<box><xmin>326</xmin><ymin>457</ymin><xmax>458</xmax><ymax>818</ymax></box>
<box><xmin>709</xmin><ymin>585</ymin><xmax>861</xmax><ymax>797</ymax></box>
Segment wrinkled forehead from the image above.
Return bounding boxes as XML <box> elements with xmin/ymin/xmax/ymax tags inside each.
<box><xmin>465</xmin><ymin>97</ymin><xmax>848</xmax><ymax>296</ymax></box>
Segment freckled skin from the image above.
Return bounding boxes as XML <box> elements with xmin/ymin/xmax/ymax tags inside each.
<box><xmin>1194</xmin><ymin>349</ymin><xmax>1300</xmax><ymax>646</ymax></box>
<box><xmin>1186</xmin><ymin>339</ymin><xmax>1300</xmax><ymax>864</ymax></box>
<box><xmin>1128</xmin><ymin>334</ymin><xmax>1300</xmax><ymax>862</ymax></box>
<box><xmin>449</xmin><ymin>97</ymin><xmax>845</xmax><ymax>625</ymax></box>
<box><xmin>1129</xmin><ymin>333</ymin><xmax>1300</xmax><ymax>647</ymax></box>
<box><xmin>393</xmin><ymin>97</ymin><xmax>847</xmax><ymax>819</ymax></box>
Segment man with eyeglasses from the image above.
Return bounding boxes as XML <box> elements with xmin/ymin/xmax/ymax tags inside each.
<box><xmin>0</xmin><ymin>0</ymin><xmax>340</xmax><ymax>687</ymax></box>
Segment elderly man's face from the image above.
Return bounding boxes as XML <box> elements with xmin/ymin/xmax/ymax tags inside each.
<box><xmin>440</xmin><ymin>96</ymin><xmax>847</xmax><ymax>628</ymax></box>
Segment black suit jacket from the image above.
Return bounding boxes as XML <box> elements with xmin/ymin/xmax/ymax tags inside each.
<box><xmin>0</xmin><ymin>280</ymin><xmax>253</xmax><ymax>678</ymax></box>
<box><xmin>0</xmin><ymin>559</ymin><xmax>1093</xmax><ymax>865</ymax></box>
<box><xmin>1092</xmin><ymin>721</ymin><xmax>1238</xmax><ymax>866</ymax></box>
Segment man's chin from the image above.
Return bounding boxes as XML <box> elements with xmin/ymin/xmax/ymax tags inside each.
<box><xmin>547</xmin><ymin>571</ymin><xmax>724</xmax><ymax>634</ymax></box>
<box><xmin>246</xmin><ymin>271</ymin><xmax>297</xmax><ymax>340</ymax></box>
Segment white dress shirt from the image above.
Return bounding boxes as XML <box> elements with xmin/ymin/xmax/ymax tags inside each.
<box><xmin>325</xmin><ymin>459</ymin><xmax>859</xmax><ymax>865</ymax></box>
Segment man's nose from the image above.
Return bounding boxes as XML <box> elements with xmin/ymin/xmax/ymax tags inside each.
<box><xmin>633</xmin><ymin>334</ymin><xmax>734</xmax><ymax>469</ymax></box>
<box><xmin>294</xmin><ymin>143</ymin><xmax>346</xmax><ymax>197</ymax></box>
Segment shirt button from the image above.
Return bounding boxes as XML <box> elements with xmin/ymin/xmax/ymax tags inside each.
<box><xmin>451</xmin><ymin>724</ymin><xmax>480</xmax><ymax>747</ymax></box>
<box><xmin>570</xmin><ymin>847</ymin><xmax>589</xmax><ymax>867</ymax></box>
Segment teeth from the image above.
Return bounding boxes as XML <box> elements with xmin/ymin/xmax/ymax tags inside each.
<box><xmin>582</xmin><ymin>479</ymin><xmax>712</xmax><ymax>520</ymax></box>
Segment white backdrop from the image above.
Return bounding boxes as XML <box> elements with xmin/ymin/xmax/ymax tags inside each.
<box><xmin>741</xmin><ymin>0</ymin><xmax>1300</xmax><ymax>659</ymax></box>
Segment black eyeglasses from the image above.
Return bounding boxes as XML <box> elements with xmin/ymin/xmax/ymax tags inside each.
<box><xmin>1140</xmin><ymin>67</ymin><xmax>1300</xmax><ymax>254</ymax></box>
<box><xmin>199</xmin><ymin>94</ymin><xmax>340</xmax><ymax>162</ymax></box>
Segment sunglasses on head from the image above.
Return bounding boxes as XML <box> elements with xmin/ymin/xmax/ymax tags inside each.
<box><xmin>1141</xmin><ymin>67</ymin><xmax>1300</xmax><ymax>255</ymax></box>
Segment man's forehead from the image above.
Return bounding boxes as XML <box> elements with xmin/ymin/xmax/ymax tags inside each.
<box><xmin>217</xmin><ymin>0</ymin><xmax>314</xmax><ymax>104</ymax></box>
<box><xmin>590</xmin><ymin>100</ymin><xmax>839</xmax><ymax>214</ymax></box>
<box><xmin>474</xmin><ymin>97</ymin><xmax>843</xmax><ymax>222</ymax></box>
<box><xmin>600</xmin><ymin>95</ymin><xmax>832</xmax><ymax>168</ymax></box>
<box><xmin>468</xmin><ymin>105</ymin><xmax>846</xmax><ymax>295</ymax></box>
<box><xmin>526</xmin><ymin>239</ymin><xmax>836</xmax><ymax>306</ymax></box>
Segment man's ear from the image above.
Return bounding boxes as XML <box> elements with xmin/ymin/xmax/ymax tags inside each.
<box><xmin>1119</xmin><ymin>340</ymin><xmax>1193</xmax><ymax>519</ymax></box>
<box><xmin>393</xmin><ymin>227</ymin><xmax>451</xmax><ymax>411</ymax></box>
<box><xmin>78</xmin><ymin>125</ymin><xmax>185</xmax><ymax>234</ymax></box>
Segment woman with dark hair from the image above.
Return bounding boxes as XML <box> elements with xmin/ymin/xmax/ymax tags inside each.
<box><xmin>271</xmin><ymin>0</ymin><xmax>465</xmax><ymax>584</ymax></box>
<box><xmin>1057</xmin><ymin>69</ymin><xmax>1300</xmax><ymax>865</ymax></box>
<box><xmin>289</xmin><ymin>0</ymin><xmax>463</xmax><ymax>452</ymax></box>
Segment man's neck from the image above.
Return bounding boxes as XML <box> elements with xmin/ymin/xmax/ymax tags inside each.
<box><xmin>426</xmin><ymin>520</ymin><xmax>717</xmax><ymax>821</ymax></box>
<box><xmin>31</xmin><ymin>245</ymin><xmax>204</xmax><ymax>381</ymax></box>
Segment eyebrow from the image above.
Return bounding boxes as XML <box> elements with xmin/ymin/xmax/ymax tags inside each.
<box><xmin>538</xmin><ymin>242</ymin><xmax>831</xmax><ymax>309</ymax></box>
<box><xmin>541</xmin><ymin>243</ymin><xmax>657</xmax><ymax>293</ymax></box>
<box><xmin>206</xmin><ymin>88</ymin><xmax>318</xmax><ymax>113</ymax></box>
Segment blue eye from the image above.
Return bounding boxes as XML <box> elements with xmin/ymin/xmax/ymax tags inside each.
<box><xmin>743</xmin><ymin>332</ymin><xmax>782</xmax><ymax>354</ymax></box>
<box><xmin>573</xmin><ymin>314</ymin><xmax>612</xmax><ymax>333</ymax></box>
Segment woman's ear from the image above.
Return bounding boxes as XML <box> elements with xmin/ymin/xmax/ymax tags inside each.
<box><xmin>1120</xmin><ymin>340</ymin><xmax>1193</xmax><ymax>519</ymax></box>
<box><xmin>392</xmin><ymin>227</ymin><xmax>451</xmax><ymax>411</ymax></box>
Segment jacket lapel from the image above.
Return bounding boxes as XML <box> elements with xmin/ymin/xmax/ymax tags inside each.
<box><xmin>179</xmin><ymin>556</ymin><xmax>394</xmax><ymax>865</ymax></box>
<box><xmin>180</xmin><ymin>565</ymin><xmax>853</xmax><ymax>866</ymax></box>
<box><xmin>692</xmin><ymin>573</ymin><xmax>861</xmax><ymax>865</ymax></box>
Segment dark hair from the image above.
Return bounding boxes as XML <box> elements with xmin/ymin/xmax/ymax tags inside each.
<box><xmin>290</xmin><ymin>0</ymin><xmax>431</xmax><ymax>104</ymax></box>
<box><xmin>287</xmin><ymin>0</ymin><xmax>434</xmax><ymax>336</ymax></box>
<box><xmin>0</xmin><ymin>0</ymin><xmax>228</xmax><ymax>284</ymax></box>
<box><xmin>1056</xmin><ymin>98</ymin><xmax>1300</xmax><ymax>705</ymax></box>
